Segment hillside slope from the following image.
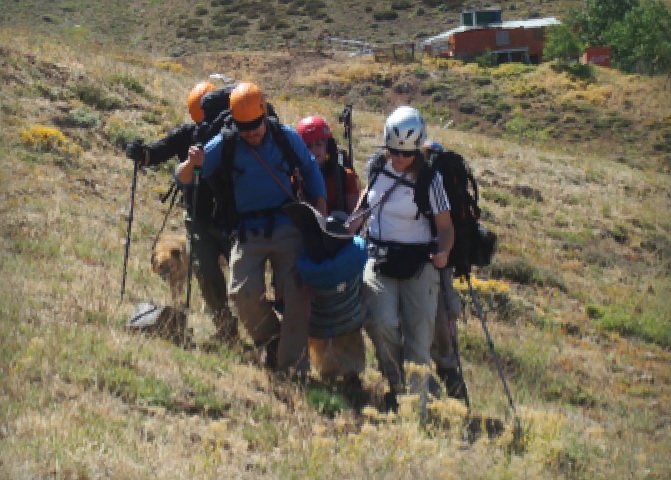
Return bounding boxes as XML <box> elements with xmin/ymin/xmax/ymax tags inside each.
<box><xmin>1</xmin><ymin>27</ymin><xmax>670</xmax><ymax>479</ymax></box>
<box><xmin>1</xmin><ymin>0</ymin><xmax>583</xmax><ymax>55</ymax></box>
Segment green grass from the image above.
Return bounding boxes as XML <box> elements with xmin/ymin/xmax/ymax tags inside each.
<box><xmin>306</xmin><ymin>385</ymin><xmax>349</xmax><ymax>416</ymax></box>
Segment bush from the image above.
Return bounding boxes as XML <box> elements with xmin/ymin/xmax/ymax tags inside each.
<box><xmin>475</xmin><ymin>51</ymin><xmax>497</xmax><ymax>68</ymax></box>
<box><xmin>413</xmin><ymin>66</ymin><xmax>430</xmax><ymax>79</ymax></box>
<box><xmin>110</xmin><ymin>74</ymin><xmax>145</xmax><ymax>94</ymax></box>
<box><xmin>59</xmin><ymin>107</ymin><xmax>101</xmax><ymax>128</ymax></box>
<box><xmin>489</xmin><ymin>259</ymin><xmax>567</xmax><ymax>292</ymax></box>
<box><xmin>473</xmin><ymin>76</ymin><xmax>492</xmax><ymax>86</ymax></box>
<box><xmin>550</xmin><ymin>61</ymin><xmax>594</xmax><ymax>81</ymax></box>
<box><xmin>373</xmin><ymin>11</ymin><xmax>399</xmax><ymax>21</ymax></box>
<box><xmin>72</xmin><ymin>83</ymin><xmax>122</xmax><ymax>111</ymax></box>
<box><xmin>19</xmin><ymin>124</ymin><xmax>83</xmax><ymax>159</ymax></box>
<box><xmin>391</xmin><ymin>1</ymin><xmax>412</xmax><ymax>10</ymax></box>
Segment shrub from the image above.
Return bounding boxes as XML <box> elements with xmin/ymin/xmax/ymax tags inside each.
<box><xmin>59</xmin><ymin>107</ymin><xmax>101</xmax><ymax>128</ymax></box>
<box><xmin>73</xmin><ymin>83</ymin><xmax>122</xmax><ymax>110</ymax></box>
<box><xmin>473</xmin><ymin>76</ymin><xmax>492</xmax><ymax>86</ymax></box>
<box><xmin>306</xmin><ymin>386</ymin><xmax>349</xmax><ymax>416</ymax></box>
<box><xmin>475</xmin><ymin>51</ymin><xmax>497</xmax><ymax>68</ymax></box>
<box><xmin>19</xmin><ymin>125</ymin><xmax>83</xmax><ymax>159</ymax></box>
<box><xmin>458</xmin><ymin>102</ymin><xmax>478</xmax><ymax>114</ymax></box>
<box><xmin>550</xmin><ymin>61</ymin><xmax>594</xmax><ymax>81</ymax></box>
<box><xmin>489</xmin><ymin>259</ymin><xmax>567</xmax><ymax>292</ymax></box>
<box><xmin>373</xmin><ymin>11</ymin><xmax>399</xmax><ymax>21</ymax></box>
<box><xmin>391</xmin><ymin>1</ymin><xmax>412</xmax><ymax>10</ymax></box>
<box><xmin>413</xmin><ymin>66</ymin><xmax>430</xmax><ymax>79</ymax></box>
<box><xmin>104</xmin><ymin>117</ymin><xmax>142</xmax><ymax>149</ymax></box>
<box><xmin>110</xmin><ymin>74</ymin><xmax>145</xmax><ymax>94</ymax></box>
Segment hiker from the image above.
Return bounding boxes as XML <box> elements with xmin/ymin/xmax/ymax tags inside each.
<box><xmin>291</xmin><ymin>115</ymin><xmax>365</xmax><ymax>384</ymax></box>
<box><xmin>125</xmin><ymin>81</ymin><xmax>238</xmax><ymax>344</ymax></box>
<box><xmin>175</xmin><ymin>82</ymin><xmax>327</xmax><ymax>373</ymax></box>
<box><xmin>297</xmin><ymin>115</ymin><xmax>360</xmax><ymax>214</ymax></box>
<box><xmin>283</xmin><ymin>202</ymin><xmax>368</xmax><ymax>385</ymax></box>
<box><xmin>348</xmin><ymin>106</ymin><xmax>454</xmax><ymax>410</ymax></box>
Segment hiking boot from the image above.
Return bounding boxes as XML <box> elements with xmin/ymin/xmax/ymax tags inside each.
<box><xmin>342</xmin><ymin>372</ymin><xmax>363</xmax><ymax>391</ymax></box>
<box><xmin>437</xmin><ymin>367</ymin><xmax>468</xmax><ymax>401</ymax></box>
<box><xmin>209</xmin><ymin>309</ymin><xmax>239</xmax><ymax>345</ymax></box>
<box><xmin>208</xmin><ymin>323</ymin><xmax>239</xmax><ymax>345</ymax></box>
<box><xmin>427</xmin><ymin>375</ymin><xmax>443</xmax><ymax>398</ymax></box>
<box><xmin>382</xmin><ymin>391</ymin><xmax>399</xmax><ymax>413</ymax></box>
<box><xmin>264</xmin><ymin>335</ymin><xmax>280</xmax><ymax>370</ymax></box>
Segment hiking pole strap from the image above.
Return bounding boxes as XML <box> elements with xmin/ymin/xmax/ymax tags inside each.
<box><xmin>468</xmin><ymin>275</ymin><xmax>516</xmax><ymax>416</ymax></box>
<box><xmin>185</xmin><ymin>165</ymin><xmax>201</xmax><ymax>310</ymax></box>
<box><xmin>121</xmin><ymin>159</ymin><xmax>139</xmax><ymax>301</ymax></box>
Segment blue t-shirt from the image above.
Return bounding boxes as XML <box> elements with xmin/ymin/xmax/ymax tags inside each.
<box><xmin>176</xmin><ymin>122</ymin><xmax>326</xmax><ymax>231</ymax></box>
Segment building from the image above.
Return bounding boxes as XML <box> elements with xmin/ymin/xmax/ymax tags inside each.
<box><xmin>581</xmin><ymin>46</ymin><xmax>611</xmax><ymax>68</ymax></box>
<box><xmin>420</xmin><ymin>6</ymin><xmax>560</xmax><ymax>64</ymax></box>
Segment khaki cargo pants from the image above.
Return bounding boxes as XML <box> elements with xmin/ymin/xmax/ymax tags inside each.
<box><xmin>362</xmin><ymin>260</ymin><xmax>439</xmax><ymax>394</ymax></box>
<box><xmin>228</xmin><ymin>224</ymin><xmax>310</xmax><ymax>372</ymax></box>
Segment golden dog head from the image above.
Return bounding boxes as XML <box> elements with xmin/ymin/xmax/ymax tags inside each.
<box><xmin>151</xmin><ymin>233</ymin><xmax>188</xmax><ymax>302</ymax></box>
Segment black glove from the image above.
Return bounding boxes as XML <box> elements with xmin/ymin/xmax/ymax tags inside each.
<box><xmin>126</xmin><ymin>140</ymin><xmax>145</xmax><ymax>163</ymax></box>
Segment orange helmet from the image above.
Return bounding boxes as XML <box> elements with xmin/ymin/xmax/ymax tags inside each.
<box><xmin>187</xmin><ymin>82</ymin><xmax>217</xmax><ymax>123</ymax></box>
<box><xmin>230</xmin><ymin>82</ymin><xmax>266</xmax><ymax>126</ymax></box>
<box><xmin>297</xmin><ymin>116</ymin><xmax>333</xmax><ymax>144</ymax></box>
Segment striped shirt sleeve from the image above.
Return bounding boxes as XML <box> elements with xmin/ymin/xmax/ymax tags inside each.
<box><xmin>429</xmin><ymin>170</ymin><xmax>450</xmax><ymax>214</ymax></box>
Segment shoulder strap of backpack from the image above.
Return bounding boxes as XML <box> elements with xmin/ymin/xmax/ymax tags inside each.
<box><xmin>203</xmin><ymin>126</ymin><xmax>239</xmax><ymax>233</ymax></box>
<box><xmin>413</xmin><ymin>157</ymin><xmax>438</xmax><ymax>237</ymax></box>
<box><xmin>266</xmin><ymin>115</ymin><xmax>307</xmax><ymax>200</ymax></box>
<box><xmin>267</xmin><ymin>116</ymin><xmax>299</xmax><ymax>173</ymax></box>
<box><xmin>360</xmin><ymin>150</ymin><xmax>386</xmax><ymax>209</ymax></box>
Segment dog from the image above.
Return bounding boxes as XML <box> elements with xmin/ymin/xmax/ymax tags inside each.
<box><xmin>126</xmin><ymin>232</ymin><xmax>190</xmax><ymax>345</ymax></box>
<box><xmin>151</xmin><ymin>232</ymin><xmax>188</xmax><ymax>304</ymax></box>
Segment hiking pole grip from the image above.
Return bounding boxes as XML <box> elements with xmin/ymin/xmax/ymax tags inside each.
<box><xmin>121</xmin><ymin>158</ymin><xmax>140</xmax><ymax>301</ymax></box>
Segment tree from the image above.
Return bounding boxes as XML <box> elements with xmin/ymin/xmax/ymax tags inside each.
<box><xmin>543</xmin><ymin>24</ymin><xmax>584</xmax><ymax>61</ymax></box>
<box><xmin>571</xmin><ymin>0</ymin><xmax>639</xmax><ymax>46</ymax></box>
<box><xmin>606</xmin><ymin>0</ymin><xmax>671</xmax><ymax>75</ymax></box>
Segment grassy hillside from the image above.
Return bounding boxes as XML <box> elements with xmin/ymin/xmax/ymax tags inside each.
<box><xmin>1</xmin><ymin>0</ymin><xmax>584</xmax><ymax>55</ymax></box>
<box><xmin>1</xmin><ymin>22</ymin><xmax>671</xmax><ymax>480</ymax></box>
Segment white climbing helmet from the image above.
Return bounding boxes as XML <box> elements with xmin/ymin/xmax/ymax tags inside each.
<box><xmin>383</xmin><ymin>106</ymin><xmax>427</xmax><ymax>152</ymax></box>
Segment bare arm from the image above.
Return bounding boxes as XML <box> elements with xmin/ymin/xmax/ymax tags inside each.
<box><xmin>175</xmin><ymin>145</ymin><xmax>204</xmax><ymax>185</ymax></box>
<box><xmin>431</xmin><ymin>210</ymin><xmax>454</xmax><ymax>269</ymax></box>
<box><xmin>345</xmin><ymin>187</ymin><xmax>369</xmax><ymax>234</ymax></box>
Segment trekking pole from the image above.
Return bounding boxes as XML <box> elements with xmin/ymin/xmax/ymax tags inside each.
<box><xmin>185</xmin><ymin>150</ymin><xmax>202</xmax><ymax>310</ymax></box>
<box><xmin>467</xmin><ymin>275</ymin><xmax>517</xmax><ymax>417</ymax></box>
<box><xmin>439</xmin><ymin>268</ymin><xmax>470</xmax><ymax>409</ymax></box>
<box><xmin>120</xmin><ymin>158</ymin><xmax>139</xmax><ymax>301</ymax></box>
<box><xmin>339</xmin><ymin>104</ymin><xmax>353</xmax><ymax>167</ymax></box>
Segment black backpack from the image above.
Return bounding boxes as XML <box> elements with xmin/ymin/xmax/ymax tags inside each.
<box><xmin>367</xmin><ymin>149</ymin><xmax>496</xmax><ymax>277</ymax></box>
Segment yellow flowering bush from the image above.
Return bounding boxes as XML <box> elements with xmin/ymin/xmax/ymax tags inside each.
<box><xmin>19</xmin><ymin>124</ymin><xmax>83</xmax><ymax>158</ymax></box>
<box><xmin>155</xmin><ymin>61</ymin><xmax>187</xmax><ymax>74</ymax></box>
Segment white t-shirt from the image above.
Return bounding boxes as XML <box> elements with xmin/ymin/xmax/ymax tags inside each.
<box><xmin>366</xmin><ymin>160</ymin><xmax>450</xmax><ymax>244</ymax></box>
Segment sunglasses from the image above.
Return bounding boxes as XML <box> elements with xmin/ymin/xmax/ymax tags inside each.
<box><xmin>388</xmin><ymin>148</ymin><xmax>416</xmax><ymax>157</ymax></box>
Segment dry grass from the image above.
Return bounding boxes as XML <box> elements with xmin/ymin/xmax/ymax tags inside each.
<box><xmin>1</xmin><ymin>27</ymin><xmax>670</xmax><ymax>480</ymax></box>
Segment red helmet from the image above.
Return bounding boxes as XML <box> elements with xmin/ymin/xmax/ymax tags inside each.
<box><xmin>297</xmin><ymin>116</ymin><xmax>332</xmax><ymax>144</ymax></box>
